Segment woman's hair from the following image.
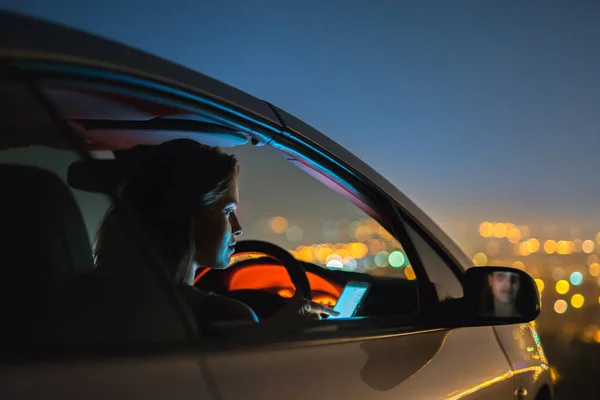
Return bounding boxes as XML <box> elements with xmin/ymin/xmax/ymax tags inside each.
<box><xmin>94</xmin><ymin>139</ymin><xmax>238</xmax><ymax>283</ymax></box>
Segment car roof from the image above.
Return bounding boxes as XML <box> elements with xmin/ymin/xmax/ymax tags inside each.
<box><xmin>0</xmin><ymin>10</ymin><xmax>471</xmax><ymax>270</ymax></box>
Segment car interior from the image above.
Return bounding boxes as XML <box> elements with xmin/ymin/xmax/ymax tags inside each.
<box><xmin>0</xmin><ymin>76</ymin><xmax>421</xmax><ymax>348</ymax></box>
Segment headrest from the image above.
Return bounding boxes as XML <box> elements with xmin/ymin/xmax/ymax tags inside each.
<box><xmin>0</xmin><ymin>164</ymin><xmax>95</xmax><ymax>309</ymax></box>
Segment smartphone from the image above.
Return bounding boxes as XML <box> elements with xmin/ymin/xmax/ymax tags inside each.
<box><xmin>328</xmin><ymin>281</ymin><xmax>370</xmax><ymax>319</ymax></box>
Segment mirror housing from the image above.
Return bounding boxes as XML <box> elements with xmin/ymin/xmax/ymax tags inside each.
<box><xmin>423</xmin><ymin>266</ymin><xmax>541</xmax><ymax>328</ymax></box>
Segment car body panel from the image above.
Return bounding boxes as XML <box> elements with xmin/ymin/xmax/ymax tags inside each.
<box><xmin>206</xmin><ymin>327</ymin><xmax>512</xmax><ymax>399</ymax></box>
<box><xmin>494</xmin><ymin>323</ymin><xmax>552</xmax><ymax>399</ymax></box>
<box><xmin>0</xmin><ymin>354</ymin><xmax>214</xmax><ymax>400</ymax></box>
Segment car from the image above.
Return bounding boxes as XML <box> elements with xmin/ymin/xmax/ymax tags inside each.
<box><xmin>0</xmin><ymin>10</ymin><xmax>553</xmax><ymax>400</ymax></box>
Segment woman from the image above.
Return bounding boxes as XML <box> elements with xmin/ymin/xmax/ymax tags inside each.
<box><xmin>480</xmin><ymin>270</ymin><xmax>522</xmax><ymax>318</ymax></box>
<box><xmin>94</xmin><ymin>139</ymin><xmax>337</xmax><ymax>332</ymax></box>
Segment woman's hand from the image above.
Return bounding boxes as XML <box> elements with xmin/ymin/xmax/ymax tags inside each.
<box><xmin>266</xmin><ymin>294</ymin><xmax>339</xmax><ymax>324</ymax></box>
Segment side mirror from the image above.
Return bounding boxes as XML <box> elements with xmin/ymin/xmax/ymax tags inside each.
<box><xmin>463</xmin><ymin>266</ymin><xmax>541</xmax><ymax>324</ymax></box>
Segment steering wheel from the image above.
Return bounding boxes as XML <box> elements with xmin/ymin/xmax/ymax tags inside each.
<box><xmin>212</xmin><ymin>240</ymin><xmax>312</xmax><ymax>319</ymax></box>
<box><xmin>232</xmin><ymin>240</ymin><xmax>312</xmax><ymax>300</ymax></box>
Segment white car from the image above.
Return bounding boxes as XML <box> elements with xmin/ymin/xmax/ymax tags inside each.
<box><xmin>0</xmin><ymin>11</ymin><xmax>552</xmax><ymax>400</ymax></box>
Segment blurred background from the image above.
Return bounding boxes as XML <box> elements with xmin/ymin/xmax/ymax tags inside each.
<box><xmin>3</xmin><ymin>1</ymin><xmax>599</xmax><ymax>398</ymax></box>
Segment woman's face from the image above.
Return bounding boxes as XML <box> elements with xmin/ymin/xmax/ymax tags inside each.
<box><xmin>488</xmin><ymin>271</ymin><xmax>520</xmax><ymax>305</ymax></box>
<box><xmin>192</xmin><ymin>182</ymin><xmax>243</xmax><ymax>269</ymax></box>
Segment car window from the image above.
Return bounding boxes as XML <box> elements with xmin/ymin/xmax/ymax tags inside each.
<box><xmin>230</xmin><ymin>144</ymin><xmax>417</xmax><ymax>282</ymax></box>
<box><xmin>194</xmin><ymin>143</ymin><xmax>424</xmax><ymax>322</ymax></box>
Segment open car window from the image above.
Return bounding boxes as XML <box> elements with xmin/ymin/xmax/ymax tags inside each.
<box><xmin>230</xmin><ymin>144</ymin><xmax>416</xmax><ymax>280</ymax></box>
<box><xmin>192</xmin><ymin>143</ymin><xmax>422</xmax><ymax>321</ymax></box>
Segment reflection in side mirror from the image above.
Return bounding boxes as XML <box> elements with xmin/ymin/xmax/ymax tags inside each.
<box><xmin>463</xmin><ymin>266</ymin><xmax>541</xmax><ymax>324</ymax></box>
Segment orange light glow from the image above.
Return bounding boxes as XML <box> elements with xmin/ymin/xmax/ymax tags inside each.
<box><xmin>269</xmin><ymin>216</ymin><xmax>289</xmax><ymax>234</ymax></box>
<box><xmin>518</xmin><ymin>242</ymin><xmax>530</xmax><ymax>256</ymax></box>
<box><xmin>404</xmin><ymin>265</ymin><xmax>416</xmax><ymax>280</ymax></box>
<box><xmin>479</xmin><ymin>222</ymin><xmax>494</xmax><ymax>238</ymax></box>
<box><xmin>544</xmin><ymin>240</ymin><xmax>557</xmax><ymax>254</ymax></box>
<box><xmin>493</xmin><ymin>223</ymin><xmax>508</xmax><ymax>238</ymax></box>
<box><xmin>582</xmin><ymin>240</ymin><xmax>595</xmax><ymax>254</ymax></box>
<box><xmin>277</xmin><ymin>288</ymin><xmax>294</xmax><ymax>298</ymax></box>
<box><xmin>227</xmin><ymin>265</ymin><xmax>343</xmax><ymax>297</ymax></box>
<box><xmin>507</xmin><ymin>228</ymin><xmax>521</xmax><ymax>243</ymax></box>
<box><xmin>527</xmin><ymin>238</ymin><xmax>540</xmax><ymax>253</ymax></box>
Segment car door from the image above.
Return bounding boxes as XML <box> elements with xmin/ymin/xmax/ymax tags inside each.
<box><xmin>201</xmin><ymin>140</ymin><xmax>515</xmax><ymax>399</ymax></box>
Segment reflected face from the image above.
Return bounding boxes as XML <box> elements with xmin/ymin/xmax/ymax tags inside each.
<box><xmin>488</xmin><ymin>271</ymin><xmax>520</xmax><ymax>305</ymax></box>
<box><xmin>192</xmin><ymin>182</ymin><xmax>243</xmax><ymax>269</ymax></box>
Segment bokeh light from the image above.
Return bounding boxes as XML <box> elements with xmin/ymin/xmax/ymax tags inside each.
<box><xmin>587</xmin><ymin>254</ymin><xmax>599</xmax><ymax>265</ymax></box>
<box><xmin>285</xmin><ymin>225</ymin><xmax>304</xmax><ymax>242</ymax></box>
<box><xmin>507</xmin><ymin>228</ymin><xmax>521</xmax><ymax>244</ymax></box>
<box><xmin>404</xmin><ymin>265</ymin><xmax>416</xmax><ymax>280</ymax></box>
<box><xmin>544</xmin><ymin>240</ymin><xmax>557</xmax><ymax>254</ymax></box>
<box><xmin>554</xmin><ymin>299</ymin><xmax>568</xmax><ymax>314</ymax></box>
<box><xmin>527</xmin><ymin>238</ymin><xmax>540</xmax><ymax>253</ymax></box>
<box><xmin>512</xmin><ymin>261</ymin><xmax>525</xmax><ymax>270</ymax></box>
<box><xmin>342</xmin><ymin>257</ymin><xmax>357</xmax><ymax>272</ymax></box>
<box><xmin>494</xmin><ymin>223</ymin><xmax>508</xmax><ymax>238</ymax></box>
<box><xmin>348</xmin><ymin>242</ymin><xmax>368</xmax><ymax>259</ymax></box>
<box><xmin>518</xmin><ymin>242</ymin><xmax>530</xmax><ymax>256</ymax></box>
<box><xmin>472</xmin><ymin>252</ymin><xmax>488</xmax><ymax>266</ymax></box>
<box><xmin>556</xmin><ymin>241</ymin><xmax>571</xmax><ymax>255</ymax></box>
<box><xmin>375</xmin><ymin>251</ymin><xmax>389</xmax><ymax>267</ymax></box>
<box><xmin>590</xmin><ymin>263</ymin><xmax>600</xmax><ymax>277</ymax></box>
<box><xmin>570</xmin><ymin>294</ymin><xmax>584</xmax><ymax>309</ymax></box>
<box><xmin>479</xmin><ymin>222</ymin><xmax>494</xmax><ymax>238</ymax></box>
<box><xmin>269</xmin><ymin>216</ymin><xmax>289</xmax><ymax>234</ymax></box>
<box><xmin>569</xmin><ymin>271</ymin><xmax>583</xmax><ymax>286</ymax></box>
<box><xmin>582</xmin><ymin>240</ymin><xmax>595</xmax><ymax>254</ymax></box>
<box><xmin>534</xmin><ymin>278</ymin><xmax>545</xmax><ymax>293</ymax></box>
<box><xmin>326</xmin><ymin>259</ymin><xmax>343</xmax><ymax>269</ymax></box>
<box><xmin>556</xmin><ymin>280</ymin><xmax>570</xmax><ymax>295</ymax></box>
<box><xmin>367</xmin><ymin>239</ymin><xmax>383</xmax><ymax>255</ymax></box>
<box><xmin>388</xmin><ymin>251</ymin><xmax>406</xmax><ymax>268</ymax></box>
<box><xmin>596</xmin><ymin>232</ymin><xmax>600</xmax><ymax>245</ymax></box>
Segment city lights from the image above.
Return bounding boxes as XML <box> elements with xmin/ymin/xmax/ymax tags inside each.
<box><xmin>554</xmin><ymin>299</ymin><xmax>568</xmax><ymax>314</ymax></box>
<box><xmin>569</xmin><ymin>271</ymin><xmax>583</xmax><ymax>286</ymax></box>
<box><xmin>544</xmin><ymin>240</ymin><xmax>557</xmax><ymax>254</ymax></box>
<box><xmin>507</xmin><ymin>228</ymin><xmax>521</xmax><ymax>243</ymax></box>
<box><xmin>472</xmin><ymin>252</ymin><xmax>488</xmax><ymax>266</ymax></box>
<box><xmin>512</xmin><ymin>261</ymin><xmax>525</xmax><ymax>270</ymax></box>
<box><xmin>269</xmin><ymin>216</ymin><xmax>289</xmax><ymax>234</ymax></box>
<box><xmin>556</xmin><ymin>280</ymin><xmax>570</xmax><ymax>295</ymax></box>
<box><xmin>535</xmin><ymin>278</ymin><xmax>545</xmax><ymax>293</ymax></box>
<box><xmin>582</xmin><ymin>239</ymin><xmax>595</xmax><ymax>254</ymax></box>
<box><xmin>494</xmin><ymin>223</ymin><xmax>508</xmax><ymax>238</ymax></box>
<box><xmin>570</xmin><ymin>294</ymin><xmax>584</xmax><ymax>309</ymax></box>
<box><xmin>261</xmin><ymin>216</ymin><xmax>599</xmax><ymax>315</ymax></box>
<box><xmin>527</xmin><ymin>238</ymin><xmax>540</xmax><ymax>253</ymax></box>
<box><xmin>404</xmin><ymin>265</ymin><xmax>416</xmax><ymax>280</ymax></box>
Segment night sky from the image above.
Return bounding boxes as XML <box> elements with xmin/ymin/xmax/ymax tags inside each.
<box><xmin>4</xmin><ymin>1</ymin><xmax>600</xmax><ymax>236</ymax></box>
